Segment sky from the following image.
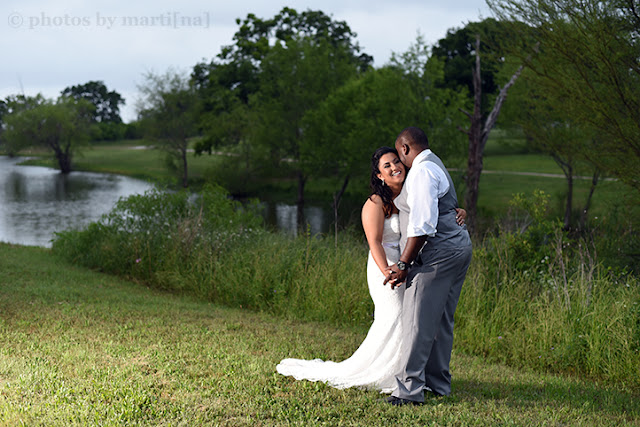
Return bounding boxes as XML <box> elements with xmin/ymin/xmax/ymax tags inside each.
<box><xmin>2</xmin><ymin>0</ymin><xmax>492</xmax><ymax>122</ymax></box>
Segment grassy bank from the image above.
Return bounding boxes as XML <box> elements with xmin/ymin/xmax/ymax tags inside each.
<box><xmin>1</xmin><ymin>243</ymin><xmax>638</xmax><ymax>425</ymax></box>
<box><xmin>51</xmin><ymin>187</ymin><xmax>640</xmax><ymax>388</ymax></box>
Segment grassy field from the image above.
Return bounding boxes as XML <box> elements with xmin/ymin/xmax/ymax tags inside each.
<box><xmin>0</xmin><ymin>243</ymin><xmax>638</xmax><ymax>425</ymax></box>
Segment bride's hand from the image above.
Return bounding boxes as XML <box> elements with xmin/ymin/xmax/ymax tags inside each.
<box><xmin>384</xmin><ymin>265</ymin><xmax>406</xmax><ymax>289</ymax></box>
<box><xmin>455</xmin><ymin>208</ymin><xmax>467</xmax><ymax>226</ymax></box>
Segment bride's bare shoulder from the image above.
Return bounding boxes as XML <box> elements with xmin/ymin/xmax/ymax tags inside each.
<box><xmin>363</xmin><ymin>194</ymin><xmax>384</xmax><ymax>207</ymax></box>
<box><xmin>362</xmin><ymin>195</ymin><xmax>385</xmax><ymax>216</ymax></box>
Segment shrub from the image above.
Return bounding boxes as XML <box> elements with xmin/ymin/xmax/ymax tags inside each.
<box><xmin>456</xmin><ymin>191</ymin><xmax>640</xmax><ymax>386</ymax></box>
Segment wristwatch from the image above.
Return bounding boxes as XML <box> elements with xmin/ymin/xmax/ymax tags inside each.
<box><xmin>397</xmin><ymin>260</ymin><xmax>408</xmax><ymax>271</ymax></box>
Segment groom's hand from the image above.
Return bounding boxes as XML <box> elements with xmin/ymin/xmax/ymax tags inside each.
<box><xmin>384</xmin><ymin>264</ymin><xmax>407</xmax><ymax>289</ymax></box>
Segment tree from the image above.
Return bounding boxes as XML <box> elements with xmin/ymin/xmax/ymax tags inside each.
<box><xmin>431</xmin><ymin>19</ymin><xmax>516</xmax><ymax>116</ymax></box>
<box><xmin>251</xmin><ymin>35</ymin><xmax>362</xmax><ymax>223</ymax></box>
<box><xmin>487</xmin><ymin>0</ymin><xmax>640</xmax><ymax>190</ymax></box>
<box><xmin>61</xmin><ymin>81</ymin><xmax>127</xmax><ymax>142</ymax></box>
<box><xmin>61</xmin><ymin>80</ymin><xmax>125</xmax><ymax>123</ymax></box>
<box><xmin>389</xmin><ymin>35</ymin><xmax>470</xmax><ymax>165</ymax></box>
<box><xmin>500</xmin><ymin>67</ymin><xmax>601</xmax><ymax>230</ymax></box>
<box><xmin>2</xmin><ymin>96</ymin><xmax>93</xmax><ymax>173</ymax></box>
<box><xmin>0</xmin><ymin>99</ymin><xmax>7</xmax><ymax>128</ymax></box>
<box><xmin>459</xmin><ymin>35</ymin><xmax>525</xmax><ymax>233</ymax></box>
<box><xmin>302</xmin><ymin>36</ymin><xmax>468</xmax><ymax>240</ymax></box>
<box><xmin>193</xmin><ymin>7</ymin><xmax>372</xmax><ymax>224</ymax></box>
<box><xmin>1</xmin><ymin>94</ymin><xmax>47</xmax><ymax>155</ymax></box>
<box><xmin>136</xmin><ymin>70</ymin><xmax>199</xmax><ymax>188</ymax></box>
<box><xmin>301</xmin><ymin>66</ymin><xmax>424</xmax><ymax>241</ymax></box>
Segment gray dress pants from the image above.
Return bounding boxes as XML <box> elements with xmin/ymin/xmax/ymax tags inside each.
<box><xmin>392</xmin><ymin>245</ymin><xmax>472</xmax><ymax>402</ymax></box>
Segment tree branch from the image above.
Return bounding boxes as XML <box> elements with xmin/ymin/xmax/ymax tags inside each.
<box><xmin>459</xmin><ymin>107</ymin><xmax>472</xmax><ymax>119</ymax></box>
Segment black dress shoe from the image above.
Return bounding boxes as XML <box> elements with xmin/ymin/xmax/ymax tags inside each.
<box><xmin>385</xmin><ymin>396</ymin><xmax>423</xmax><ymax>406</ymax></box>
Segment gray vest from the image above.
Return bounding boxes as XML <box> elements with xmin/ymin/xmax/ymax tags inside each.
<box><xmin>395</xmin><ymin>151</ymin><xmax>471</xmax><ymax>253</ymax></box>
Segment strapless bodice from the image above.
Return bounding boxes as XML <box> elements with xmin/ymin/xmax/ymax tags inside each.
<box><xmin>382</xmin><ymin>213</ymin><xmax>401</xmax><ymax>251</ymax></box>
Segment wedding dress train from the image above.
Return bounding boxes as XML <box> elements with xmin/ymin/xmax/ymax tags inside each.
<box><xmin>276</xmin><ymin>214</ymin><xmax>405</xmax><ymax>393</ymax></box>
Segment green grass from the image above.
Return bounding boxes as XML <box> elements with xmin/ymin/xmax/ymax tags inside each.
<box><xmin>475</xmin><ymin>172</ymin><xmax>636</xmax><ymax>221</ymax></box>
<box><xmin>483</xmin><ymin>154</ymin><xmax>565</xmax><ymax>175</ymax></box>
<box><xmin>1</xmin><ymin>243</ymin><xmax>638</xmax><ymax>425</ymax></box>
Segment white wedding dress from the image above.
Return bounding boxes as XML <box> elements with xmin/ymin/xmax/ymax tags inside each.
<box><xmin>276</xmin><ymin>213</ymin><xmax>405</xmax><ymax>393</ymax></box>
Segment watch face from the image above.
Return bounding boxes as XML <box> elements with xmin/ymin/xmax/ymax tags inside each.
<box><xmin>398</xmin><ymin>261</ymin><xmax>407</xmax><ymax>271</ymax></box>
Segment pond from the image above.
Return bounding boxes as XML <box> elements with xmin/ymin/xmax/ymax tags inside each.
<box><xmin>0</xmin><ymin>157</ymin><xmax>362</xmax><ymax>247</ymax></box>
<box><xmin>0</xmin><ymin>156</ymin><xmax>155</xmax><ymax>247</ymax></box>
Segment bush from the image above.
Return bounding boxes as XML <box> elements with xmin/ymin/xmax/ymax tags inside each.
<box><xmin>53</xmin><ymin>184</ymin><xmax>263</xmax><ymax>286</ymax></box>
<box><xmin>52</xmin><ymin>185</ymin><xmax>374</xmax><ymax>327</ymax></box>
<box><xmin>90</xmin><ymin>122</ymin><xmax>127</xmax><ymax>141</ymax></box>
<box><xmin>456</xmin><ymin>191</ymin><xmax>640</xmax><ymax>387</ymax></box>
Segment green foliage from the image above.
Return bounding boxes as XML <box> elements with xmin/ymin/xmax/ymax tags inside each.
<box><xmin>192</xmin><ymin>7</ymin><xmax>370</xmax><ymax>154</ymax></box>
<box><xmin>192</xmin><ymin>7</ymin><xmax>371</xmax><ymax>206</ymax></box>
<box><xmin>1</xmin><ymin>96</ymin><xmax>92</xmax><ymax>172</ymax></box>
<box><xmin>0</xmin><ymin>94</ymin><xmax>47</xmax><ymax>155</ymax></box>
<box><xmin>252</xmin><ymin>36</ymin><xmax>359</xmax><ymax>166</ymax></box>
<box><xmin>136</xmin><ymin>69</ymin><xmax>200</xmax><ymax>187</ymax></box>
<box><xmin>488</xmin><ymin>0</ymin><xmax>640</xmax><ymax>191</ymax></box>
<box><xmin>53</xmin><ymin>185</ymin><xmax>372</xmax><ymax>326</ymax></box>
<box><xmin>61</xmin><ymin>80</ymin><xmax>125</xmax><ymax>123</ymax></box>
<box><xmin>301</xmin><ymin>67</ymin><xmax>418</xmax><ymax>180</ymax></box>
<box><xmin>457</xmin><ymin>190</ymin><xmax>640</xmax><ymax>385</ymax></box>
<box><xmin>53</xmin><ymin>184</ymin><xmax>263</xmax><ymax>286</ymax></box>
<box><xmin>481</xmin><ymin>190</ymin><xmax>558</xmax><ymax>275</ymax></box>
<box><xmin>301</xmin><ymin>36</ymin><xmax>469</xmax><ymax>195</ymax></box>
<box><xmin>89</xmin><ymin>121</ymin><xmax>128</xmax><ymax>141</ymax></box>
<box><xmin>431</xmin><ymin>18</ymin><xmax>518</xmax><ymax>115</ymax></box>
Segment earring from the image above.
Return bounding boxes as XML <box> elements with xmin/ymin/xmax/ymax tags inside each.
<box><xmin>381</xmin><ymin>178</ymin><xmax>385</xmax><ymax>186</ymax></box>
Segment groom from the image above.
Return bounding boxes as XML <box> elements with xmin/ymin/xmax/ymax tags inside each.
<box><xmin>384</xmin><ymin>126</ymin><xmax>472</xmax><ymax>405</ymax></box>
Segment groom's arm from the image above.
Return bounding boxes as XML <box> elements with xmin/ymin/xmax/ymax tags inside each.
<box><xmin>383</xmin><ymin>235</ymin><xmax>427</xmax><ymax>288</ymax></box>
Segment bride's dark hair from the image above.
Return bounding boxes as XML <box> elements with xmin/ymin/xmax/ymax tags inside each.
<box><xmin>369</xmin><ymin>146</ymin><xmax>398</xmax><ymax>218</ymax></box>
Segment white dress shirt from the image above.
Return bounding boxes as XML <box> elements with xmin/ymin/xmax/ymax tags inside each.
<box><xmin>399</xmin><ymin>149</ymin><xmax>450</xmax><ymax>238</ymax></box>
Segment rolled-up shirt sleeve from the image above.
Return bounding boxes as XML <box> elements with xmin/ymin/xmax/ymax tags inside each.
<box><xmin>405</xmin><ymin>159</ymin><xmax>450</xmax><ymax>238</ymax></box>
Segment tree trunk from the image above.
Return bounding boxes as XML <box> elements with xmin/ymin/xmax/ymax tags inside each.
<box><xmin>552</xmin><ymin>155</ymin><xmax>574</xmax><ymax>231</ymax></box>
<box><xmin>564</xmin><ymin>164</ymin><xmax>573</xmax><ymax>231</ymax></box>
<box><xmin>56</xmin><ymin>152</ymin><xmax>72</xmax><ymax>174</ymax></box>
<box><xmin>181</xmin><ymin>145</ymin><xmax>189</xmax><ymax>188</ymax></box>
<box><xmin>51</xmin><ymin>138</ymin><xmax>72</xmax><ymax>174</ymax></box>
<box><xmin>580</xmin><ymin>169</ymin><xmax>600</xmax><ymax>230</ymax></box>
<box><xmin>463</xmin><ymin>37</ymin><xmax>484</xmax><ymax>233</ymax></box>
<box><xmin>461</xmin><ymin>35</ymin><xmax>525</xmax><ymax>234</ymax></box>
<box><xmin>332</xmin><ymin>174</ymin><xmax>350</xmax><ymax>248</ymax></box>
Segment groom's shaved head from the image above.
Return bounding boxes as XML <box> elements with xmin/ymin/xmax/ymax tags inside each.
<box><xmin>395</xmin><ymin>127</ymin><xmax>429</xmax><ymax>168</ymax></box>
<box><xmin>396</xmin><ymin>127</ymin><xmax>429</xmax><ymax>149</ymax></box>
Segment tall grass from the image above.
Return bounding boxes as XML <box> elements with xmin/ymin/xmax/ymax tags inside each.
<box><xmin>53</xmin><ymin>187</ymin><xmax>640</xmax><ymax>388</ymax></box>
<box><xmin>457</xmin><ymin>191</ymin><xmax>639</xmax><ymax>387</ymax></box>
<box><xmin>53</xmin><ymin>185</ymin><xmax>373</xmax><ymax>326</ymax></box>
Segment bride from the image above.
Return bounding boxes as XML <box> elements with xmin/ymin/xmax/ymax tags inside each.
<box><xmin>276</xmin><ymin>146</ymin><xmax>465</xmax><ymax>393</ymax></box>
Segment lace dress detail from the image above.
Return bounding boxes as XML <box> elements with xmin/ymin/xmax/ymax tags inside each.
<box><xmin>276</xmin><ymin>214</ymin><xmax>404</xmax><ymax>393</ymax></box>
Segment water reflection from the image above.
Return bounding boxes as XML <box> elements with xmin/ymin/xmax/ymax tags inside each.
<box><xmin>0</xmin><ymin>156</ymin><xmax>363</xmax><ymax>247</ymax></box>
<box><xmin>0</xmin><ymin>156</ymin><xmax>155</xmax><ymax>247</ymax></box>
<box><xmin>270</xmin><ymin>204</ymin><xmax>325</xmax><ymax>236</ymax></box>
